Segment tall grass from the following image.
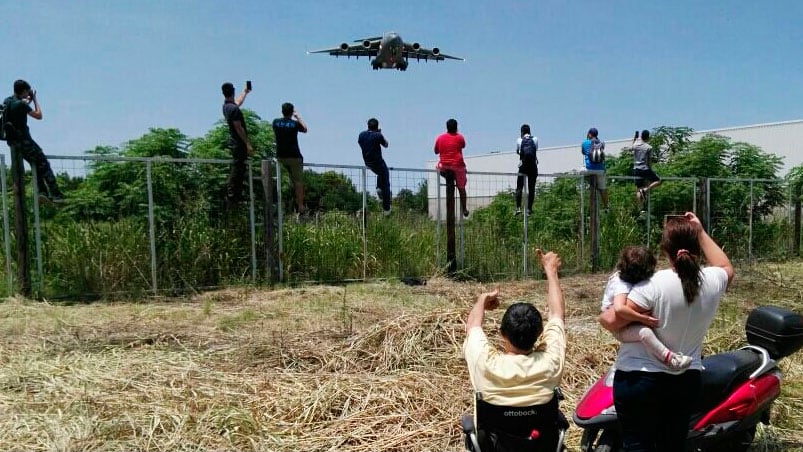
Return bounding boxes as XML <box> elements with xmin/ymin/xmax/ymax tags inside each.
<box><xmin>0</xmin><ymin>177</ymin><xmax>798</xmax><ymax>299</ymax></box>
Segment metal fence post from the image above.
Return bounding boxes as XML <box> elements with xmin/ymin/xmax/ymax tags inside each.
<box><xmin>646</xmin><ymin>191</ymin><xmax>651</xmax><ymax>248</ymax></box>
<box><xmin>247</xmin><ymin>162</ymin><xmax>257</xmax><ymax>283</ymax></box>
<box><xmin>705</xmin><ymin>178</ymin><xmax>711</xmax><ymax>234</ymax></box>
<box><xmin>522</xmin><ymin>172</ymin><xmax>528</xmax><ymax>276</ymax></box>
<box><xmin>0</xmin><ymin>155</ymin><xmax>11</xmax><ymax>295</ymax></box>
<box><xmin>459</xmin><ymin>187</ymin><xmax>465</xmax><ymax>269</ymax></box>
<box><xmin>436</xmin><ymin>174</ymin><xmax>442</xmax><ymax>268</ymax></box>
<box><xmin>579</xmin><ymin>176</ymin><xmax>585</xmax><ymax>264</ymax></box>
<box><xmin>362</xmin><ymin>166</ymin><xmax>368</xmax><ymax>280</ymax></box>
<box><xmin>30</xmin><ymin>165</ymin><xmax>43</xmax><ymax>295</ymax></box>
<box><xmin>146</xmin><ymin>161</ymin><xmax>158</xmax><ymax>294</ymax></box>
<box><xmin>749</xmin><ymin>180</ymin><xmax>754</xmax><ymax>261</ymax></box>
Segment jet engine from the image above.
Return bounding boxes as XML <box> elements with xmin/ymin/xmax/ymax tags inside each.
<box><xmin>411</xmin><ymin>42</ymin><xmax>421</xmax><ymax>51</ymax></box>
<box><xmin>432</xmin><ymin>47</ymin><xmax>440</xmax><ymax>55</ymax></box>
<box><xmin>363</xmin><ymin>40</ymin><xmax>372</xmax><ymax>48</ymax></box>
<box><xmin>340</xmin><ymin>43</ymin><xmax>349</xmax><ymax>50</ymax></box>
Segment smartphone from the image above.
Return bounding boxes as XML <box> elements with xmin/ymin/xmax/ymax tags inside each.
<box><xmin>246</xmin><ymin>80</ymin><xmax>252</xmax><ymax>91</ymax></box>
<box><xmin>664</xmin><ymin>214</ymin><xmax>686</xmax><ymax>224</ymax></box>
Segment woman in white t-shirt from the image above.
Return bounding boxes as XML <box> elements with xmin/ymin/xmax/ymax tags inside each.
<box><xmin>612</xmin><ymin>212</ymin><xmax>734</xmax><ymax>452</ymax></box>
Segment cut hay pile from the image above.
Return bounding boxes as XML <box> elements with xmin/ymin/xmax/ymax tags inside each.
<box><xmin>0</xmin><ymin>265</ymin><xmax>801</xmax><ymax>451</ymax></box>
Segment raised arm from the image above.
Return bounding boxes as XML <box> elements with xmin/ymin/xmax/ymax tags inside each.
<box><xmin>537</xmin><ymin>249</ymin><xmax>564</xmax><ymax>321</ymax></box>
<box><xmin>465</xmin><ymin>289</ymin><xmax>500</xmax><ymax>333</ymax></box>
<box><xmin>28</xmin><ymin>90</ymin><xmax>42</xmax><ymax>120</ymax></box>
<box><xmin>293</xmin><ymin>112</ymin><xmax>308</xmax><ymax>133</ymax></box>
<box><xmin>235</xmin><ymin>85</ymin><xmax>250</xmax><ymax>107</ymax></box>
<box><xmin>687</xmin><ymin>212</ymin><xmax>734</xmax><ymax>285</ymax></box>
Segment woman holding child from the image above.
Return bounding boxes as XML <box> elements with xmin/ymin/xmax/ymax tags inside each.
<box><xmin>610</xmin><ymin>212</ymin><xmax>734</xmax><ymax>452</ymax></box>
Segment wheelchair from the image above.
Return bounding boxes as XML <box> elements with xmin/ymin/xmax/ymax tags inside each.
<box><xmin>461</xmin><ymin>388</ymin><xmax>568</xmax><ymax>452</ymax></box>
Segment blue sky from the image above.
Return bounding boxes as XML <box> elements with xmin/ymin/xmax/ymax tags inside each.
<box><xmin>2</xmin><ymin>0</ymin><xmax>801</xmax><ymax>171</ymax></box>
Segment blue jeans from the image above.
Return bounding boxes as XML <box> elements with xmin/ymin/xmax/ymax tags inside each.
<box><xmin>613</xmin><ymin>369</ymin><xmax>701</xmax><ymax>452</ymax></box>
<box><xmin>366</xmin><ymin>159</ymin><xmax>391</xmax><ymax>211</ymax></box>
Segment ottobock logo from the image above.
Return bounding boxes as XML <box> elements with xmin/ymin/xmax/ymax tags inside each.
<box><xmin>504</xmin><ymin>409</ymin><xmax>539</xmax><ymax>417</ymax></box>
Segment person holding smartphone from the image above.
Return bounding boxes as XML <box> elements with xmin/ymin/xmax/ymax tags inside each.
<box><xmin>272</xmin><ymin>102</ymin><xmax>308</xmax><ymax>214</ymax></box>
<box><xmin>221</xmin><ymin>81</ymin><xmax>253</xmax><ymax>204</ymax></box>
<box><xmin>3</xmin><ymin>79</ymin><xmax>64</xmax><ymax>202</ymax></box>
<box><xmin>631</xmin><ymin>129</ymin><xmax>662</xmax><ymax>206</ymax></box>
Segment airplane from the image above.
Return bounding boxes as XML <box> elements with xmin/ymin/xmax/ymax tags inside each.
<box><xmin>309</xmin><ymin>32</ymin><xmax>464</xmax><ymax>71</ymax></box>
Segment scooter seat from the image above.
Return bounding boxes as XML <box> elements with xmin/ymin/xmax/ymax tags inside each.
<box><xmin>698</xmin><ymin>349</ymin><xmax>762</xmax><ymax>411</ymax></box>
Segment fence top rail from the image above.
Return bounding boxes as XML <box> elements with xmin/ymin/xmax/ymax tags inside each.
<box><xmin>707</xmin><ymin>177</ymin><xmax>783</xmax><ymax>183</ymax></box>
<box><xmin>47</xmin><ymin>154</ymin><xmax>235</xmax><ymax>165</ymax></box>
<box><xmin>35</xmin><ymin>155</ymin><xmax>789</xmax><ymax>185</ymax></box>
<box><xmin>608</xmin><ymin>175</ymin><xmax>699</xmax><ymax>182</ymax></box>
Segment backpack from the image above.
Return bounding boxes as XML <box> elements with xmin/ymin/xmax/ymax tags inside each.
<box><xmin>0</xmin><ymin>102</ymin><xmax>6</xmax><ymax>141</ymax></box>
<box><xmin>0</xmin><ymin>98</ymin><xmax>16</xmax><ymax>142</ymax></box>
<box><xmin>520</xmin><ymin>135</ymin><xmax>538</xmax><ymax>164</ymax></box>
<box><xmin>590</xmin><ymin>139</ymin><xmax>605</xmax><ymax>164</ymax></box>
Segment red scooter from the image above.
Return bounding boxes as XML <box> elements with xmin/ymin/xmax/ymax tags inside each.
<box><xmin>573</xmin><ymin>306</ymin><xmax>803</xmax><ymax>452</ymax></box>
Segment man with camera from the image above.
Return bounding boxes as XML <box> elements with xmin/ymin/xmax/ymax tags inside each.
<box><xmin>2</xmin><ymin>79</ymin><xmax>64</xmax><ymax>202</ymax></box>
<box><xmin>272</xmin><ymin>102</ymin><xmax>308</xmax><ymax>214</ymax></box>
<box><xmin>221</xmin><ymin>81</ymin><xmax>254</xmax><ymax>204</ymax></box>
<box><xmin>631</xmin><ymin>129</ymin><xmax>662</xmax><ymax>205</ymax></box>
<box><xmin>358</xmin><ymin>117</ymin><xmax>391</xmax><ymax>215</ymax></box>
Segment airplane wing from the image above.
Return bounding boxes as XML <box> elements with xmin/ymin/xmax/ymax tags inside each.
<box><xmin>308</xmin><ymin>38</ymin><xmax>381</xmax><ymax>58</ymax></box>
<box><xmin>402</xmin><ymin>42</ymin><xmax>464</xmax><ymax>62</ymax></box>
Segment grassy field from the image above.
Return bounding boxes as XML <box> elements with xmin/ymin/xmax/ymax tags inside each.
<box><xmin>0</xmin><ymin>262</ymin><xmax>802</xmax><ymax>451</ymax></box>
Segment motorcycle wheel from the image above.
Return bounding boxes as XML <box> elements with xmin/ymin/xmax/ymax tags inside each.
<box><xmin>581</xmin><ymin>428</ymin><xmax>620</xmax><ymax>452</ymax></box>
<box><xmin>580</xmin><ymin>428</ymin><xmax>598</xmax><ymax>452</ymax></box>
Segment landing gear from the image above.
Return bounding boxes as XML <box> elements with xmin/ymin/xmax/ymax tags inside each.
<box><xmin>396</xmin><ymin>61</ymin><xmax>408</xmax><ymax>71</ymax></box>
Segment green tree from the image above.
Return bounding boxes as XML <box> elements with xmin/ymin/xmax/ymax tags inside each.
<box><xmin>304</xmin><ymin>170</ymin><xmax>364</xmax><ymax>212</ymax></box>
<box><xmin>394</xmin><ymin>180</ymin><xmax>428</xmax><ymax>213</ymax></box>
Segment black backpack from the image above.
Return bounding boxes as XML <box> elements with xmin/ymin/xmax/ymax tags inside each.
<box><xmin>0</xmin><ymin>102</ymin><xmax>7</xmax><ymax>141</ymax></box>
<box><xmin>520</xmin><ymin>135</ymin><xmax>538</xmax><ymax>164</ymax></box>
<box><xmin>590</xmin><ymin>139</ymin><xmax>605</xmax><ymax>164</ymax></box>
<box><xmin>0</xmin><ymin>99</ymin><xmax>16</xmax><ymax>142</ymax></box>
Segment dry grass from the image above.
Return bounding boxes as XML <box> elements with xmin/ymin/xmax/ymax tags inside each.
<box><xmin>0</xmin><ymin>265</ymin><xmax>802</xmax><ymax>451</ymax></box>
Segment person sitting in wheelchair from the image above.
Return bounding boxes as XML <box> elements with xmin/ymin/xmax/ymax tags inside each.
<box><xmin>462</xmin><ymin>249</ymin><xmax>568</xmax><ymax>452</ymax></box>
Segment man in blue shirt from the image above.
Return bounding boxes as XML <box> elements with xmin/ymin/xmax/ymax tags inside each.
<box><xmin>358</xmin><ymin>118</ymin><xmax>391</xmax><ymax>214</ymax></box>
<box><xmin>272</xmin><ymin>102</ymin><xmax>308</xmax><ymax>214</ymax></box>
<box><xmin>581</xmin><ymin>127</ymin><xmax>608</xmax><ymax>208</ymax></box>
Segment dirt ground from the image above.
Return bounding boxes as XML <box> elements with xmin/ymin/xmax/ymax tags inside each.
<box><xmin>0</xmin><ymin>264</ymin><xmax>801</xmax><ymax>451</ymax></box>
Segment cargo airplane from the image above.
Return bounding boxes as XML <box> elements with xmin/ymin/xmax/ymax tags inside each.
<box><xmin>309</xmin><ymin>32</ymin><xmax>464</xmax><ymax>71</ymax></box>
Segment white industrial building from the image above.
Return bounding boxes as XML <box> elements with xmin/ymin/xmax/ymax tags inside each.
<box><xmin>427</xmin><ymin>120</ymin><xmax>803</xmax><ymax>215</ymax></box>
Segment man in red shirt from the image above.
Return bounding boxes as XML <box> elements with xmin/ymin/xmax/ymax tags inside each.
<box><xmin>434</xmin><ymin>118</ymin><xmax>469</xmax><ymax>218</ymax></box>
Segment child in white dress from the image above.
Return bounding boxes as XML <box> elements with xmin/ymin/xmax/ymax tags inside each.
<box><xmin>598</xmin><ymin>246</ymin><xmax>691</xmax><ymax>370</ymax></box>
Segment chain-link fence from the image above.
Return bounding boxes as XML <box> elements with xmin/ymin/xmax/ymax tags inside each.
<box><xmin>0</xmin><ymin>154</ymin><xmax>799</xmax><ymax>299</ymax></box>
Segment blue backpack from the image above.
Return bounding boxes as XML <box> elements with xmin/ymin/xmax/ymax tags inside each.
<box><xmin>520</xmin><ymin>135</ymin><xmax>538</xmax><ymax>164</ymax></box>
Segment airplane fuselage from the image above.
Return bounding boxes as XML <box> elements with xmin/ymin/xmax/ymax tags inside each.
<box><xmin>372</xmin><ymin>33</ymin><xmax>407</xmax><ymax>70</ymax></box>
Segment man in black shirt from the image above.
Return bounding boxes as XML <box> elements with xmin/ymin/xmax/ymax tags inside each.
<box><xmin>272</xmin><ymin>102</ymin><xmax>308</xmax><ymax>213</ymax></box>
<box><xmin>358</xmin><ymin>118</ymin><xmax>391</xmax><ymax>214</ymax></box>
<box><xmin>3</xmin><ymin>79</ymin><xmax>64</xmax><ymax>202</ymax></box>
<box><xmin>221</xmin><ymin>82</ymin><xmax>253</xmax><ymax>203</ymax></box>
